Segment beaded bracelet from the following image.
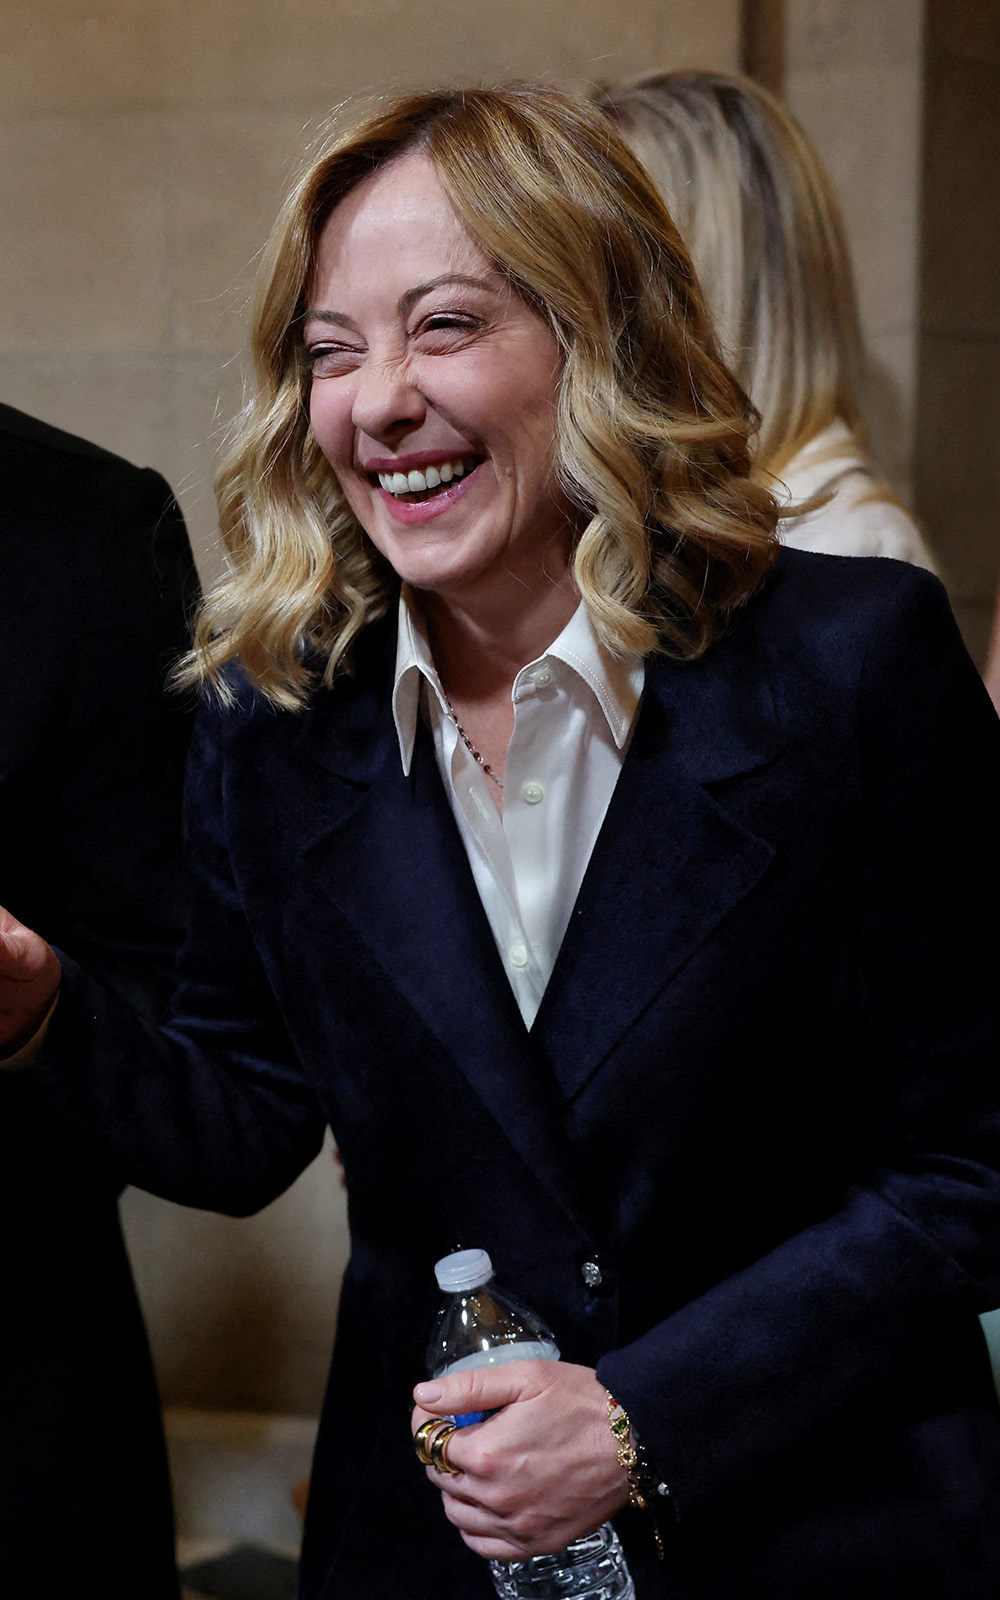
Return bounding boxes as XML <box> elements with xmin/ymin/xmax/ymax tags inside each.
<box><xmin>606</xmin><ymin>1391</ymin><xmax>675</xmax><ymax>1560</ymax></box>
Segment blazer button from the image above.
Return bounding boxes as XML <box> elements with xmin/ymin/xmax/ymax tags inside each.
<box><xmin>580</xmin><ymin>1260</ymin><xmax>604</xmax><ymax>1291</ymax></box>
<box><xmin>578</xmin><ymin>1254</ymin><xmax>615</xmax><ymax>1298</ymax></box>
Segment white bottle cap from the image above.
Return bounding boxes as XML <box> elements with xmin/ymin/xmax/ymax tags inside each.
<box><xmin>434</xmin><ymin>1248</ymin><xmax>493</xmax><ymax>1293</ymax></box>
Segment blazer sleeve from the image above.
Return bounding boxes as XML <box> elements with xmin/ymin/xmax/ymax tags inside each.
<box><xmin>34</xmin><ymin>694</ymin><xmax>327</xmax><ymax>1215</ymax></box>
<box><xmin>597</xmin><ymin>567</ymin><xmax>1000</xmax><ymax>1511</ymax></box>
<box><xmin>1</xmin><ymin>460</ymin><xmax>201</xmax><ymax>1212</ymax></box>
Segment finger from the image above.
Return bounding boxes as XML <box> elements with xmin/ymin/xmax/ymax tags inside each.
<box><xmin>411</xmin><ymin>1401</ymin><xmax>479</xmax><ymax>1437</ymax></box>
<box><xmin>451</xmin><ymin>1523</ymin><xmax>534</xmax><ymax>1561</ymax></box>
<box><xmin>420</xmin><ymin>1419</ymin><xmax>479</xmax><ymax>1480</ymax></box>
<box><xmin>425</xmin><ymin>1462</ymin><xmax>479</xmax><ymax>1502</ymax></box>
<box><xmin>413</xmin><ymin>1357</ymin><xmax>552</xmax><ymax>1419</ymax></box>
<box><xmin>439</xmin><ymin>1495</ymin><xmax>534</xmax><ymax>1561</ymax></box>
<box><xmin>0</xmin><ymin>910</ymin><xmax>59</xmax><ymax>985</ymax></box>
<box><xmin>412</xmin><ymin>1406</ymin><xmax>483</xmax><ymax>1487</ymax></box>
<box><xmin>459</xmin><ymin>1529</ymin><xmax>530</xmax><ymax>1561</ymax></box>
<box><xmin>0</xmin><ymin>929</ymin><xmax>51</xmax><ymax>982</ymax></box>
<box><xmin>410</xmin><ymin>1404</ymin><xmax>434</xmax><ymax>1437</ymax></box>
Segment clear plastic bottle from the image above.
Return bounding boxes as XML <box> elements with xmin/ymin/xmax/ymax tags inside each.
<box><xmin>428</xmin><ymin>1248</ymin><xmax>635</xmax><ymax>1600</ymax></box>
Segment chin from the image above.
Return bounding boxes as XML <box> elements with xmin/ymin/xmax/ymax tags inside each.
<box><xmin>371</xmin><ymin>537</ymin><xmax>502</xmax><ymax>600</ymax></box>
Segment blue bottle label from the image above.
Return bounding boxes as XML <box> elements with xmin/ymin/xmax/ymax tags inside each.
<box><xmin>452</xmin><ymin>1407</ymin><xmax>498</xmax><ymax>1427</ymax></box>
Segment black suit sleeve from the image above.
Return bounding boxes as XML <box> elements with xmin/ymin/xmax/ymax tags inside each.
<box><xmin>2</xmin><ymin>455</ymin><xmax>198</xmax><ymax>1199</ymax></box>
<box><xmin>51</xmin><ymin>466</ymin><xmax>197</xmax><ymax>1014</ymax></box>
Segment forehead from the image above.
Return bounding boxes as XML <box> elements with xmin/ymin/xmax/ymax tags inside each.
<box><xmin>311</xmin><ymin>151</ymin><xmax>492</xmax><ymax>298</ymax></box>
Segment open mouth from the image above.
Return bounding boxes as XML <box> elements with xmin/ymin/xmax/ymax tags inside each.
<box><xmin>372</xmin><ymin>455</ymin><xmax>482</xmax><ymax>504</ymax></box>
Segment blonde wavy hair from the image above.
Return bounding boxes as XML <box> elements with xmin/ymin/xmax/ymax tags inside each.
<box><xmin>187</xmin><ymin>84</ymin><xmax>778</xmax><ymax>710</ymax></box>
<box><xmin>597</xmin><ymin>71</ymin><xmax>870</xmax><ymax>481</ymax></box>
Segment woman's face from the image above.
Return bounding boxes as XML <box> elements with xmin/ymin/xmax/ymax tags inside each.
<box><xmin>304</xmin><ymin>152</ymin><xmax>576</xmax><ymax>607</ymax></box>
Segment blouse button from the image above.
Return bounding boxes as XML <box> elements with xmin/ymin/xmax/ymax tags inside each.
<box><xmin>521</xmin><ymin>781</ymin><xmax>545</xmax><ymax>805</ymax></box>
<box><xmin>509</xmin><ymin>941</ymin><xmax>529</xmax><ymax>969</ymax></box>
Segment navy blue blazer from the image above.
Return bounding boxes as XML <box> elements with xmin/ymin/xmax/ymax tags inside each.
<box><xmin>38</xmin><ymin>550</ymin><xmax>1000</xmax><ymax>1598</ymax></box>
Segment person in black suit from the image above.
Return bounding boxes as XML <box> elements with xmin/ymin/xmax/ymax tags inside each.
<box><xmin>0</xmin><ymin>403</ymin><xmax>196</xmax><ymax>1598</ymax></box>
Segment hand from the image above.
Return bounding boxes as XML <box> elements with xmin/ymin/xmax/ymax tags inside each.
<box><xmin>0</xmin><ymin>905</ymin><xmax>61</xmax><ymax>1055</ymax></box>
<box><xmin>411</xmin><ymin>1360</ymin><xmax>629</xmax><ymax>1561</ymax></box>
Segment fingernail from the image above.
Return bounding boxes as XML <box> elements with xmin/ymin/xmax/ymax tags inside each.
<box><xmin>414</xmin><ymin>1382</ymin><xmax>442</xmax><ymax>1404</ymax></box>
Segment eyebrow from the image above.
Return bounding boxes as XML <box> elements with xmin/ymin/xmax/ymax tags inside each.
<box><xmin>398</xmin><ymin>273</ymin><xmax>498</xmax><ymax>315</ymax></box>
<box><xmin>304</xmin><ymin>272</ymin><xmax>501</xmax><ymax>328</ymax></box>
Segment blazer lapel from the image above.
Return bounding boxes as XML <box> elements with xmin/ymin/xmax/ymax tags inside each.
<box><xmin>292</xmin><ymin>609</ymin><xmax>783</xmax><ymax>1204</ymax></box>
<box><xmin>533</xmin><ymin>645</ymin><xmax>782</xmax><ymax>1103</ymax></box>
<box><xmin>298</xmin><ymin>676</ymin><xmax>593</xmax><ymax>1234</ymax></box>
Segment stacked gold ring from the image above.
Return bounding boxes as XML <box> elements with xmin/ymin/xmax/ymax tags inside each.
<box><xmin>413</xmin><ymin>1418</ymin><xmax>448</xmax><ymax>1465</ymax></box>
<box><xmin>413</xmin><ymin>1417</ymin><xmax>461</xmax><ymax>1474</ymax></box>
<box><xmin>429</xmin><ymin>1422</ymin><xmax>459</xmax><ymax>1475</ymax></box>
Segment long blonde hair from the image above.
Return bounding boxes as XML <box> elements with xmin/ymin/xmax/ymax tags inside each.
<box><xmin>597</xmin><ymin>71</ymin><xmax>867</xmax><ymax>479</ymax></box>
<box><xmin>187</xmin><ymin>84</ymin><xmax>778</xmax><ymax>709</ymax></box>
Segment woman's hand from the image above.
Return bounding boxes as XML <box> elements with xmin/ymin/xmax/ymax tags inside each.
<box><xmin>411</xmin><ymin>1360</ymin><xmax>629</xmax><ymax>1561</ymax></box>
<box><xmin>0</xmin><ymin>905</ymin><xmax>60</xmax><ymax>1056</ymax></box>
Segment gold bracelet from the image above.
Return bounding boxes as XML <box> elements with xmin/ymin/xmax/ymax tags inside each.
<box><xmin>606</xmin><ymin>1391</ymin><xmax>671</xmax><ymax>1559</ymax></box>
<box><xmin>606</xmin><ymin>1392</ymin><xmax>647</xmax><ymax>1509</ymax></box>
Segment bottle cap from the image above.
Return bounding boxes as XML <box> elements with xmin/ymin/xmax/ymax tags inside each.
<box><xmin>434</xmin><ymin>1248</ymin><xmax>493</xmax><ymax>1293</ymax></box>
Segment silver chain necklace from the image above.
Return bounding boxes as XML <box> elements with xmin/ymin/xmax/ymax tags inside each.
<box><xmin>443</xmin><ymin>692</ymin><xmax>504</xmax><ymax>789</ymax></box>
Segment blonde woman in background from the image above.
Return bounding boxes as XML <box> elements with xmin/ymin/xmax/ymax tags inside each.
<box><xmin>597</xmin><ymin>70</ymin><xmax>936</xmax><ymax>570</ymax></box>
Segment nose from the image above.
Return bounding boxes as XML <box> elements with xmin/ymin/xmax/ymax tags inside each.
<box><xmin>351</xmin><ymin>353</ymin><xmax>426</xmax><ymax>444</ymax></box>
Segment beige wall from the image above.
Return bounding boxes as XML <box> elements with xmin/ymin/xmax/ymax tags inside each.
<box><xmin>748</xmin><ymin>1</ymin><xmax>1000</xmax><ymax>657</ymax></box>
<box><xmin>122</xmin><ymin>1135</ymin><xmax>348</xmax><ymax>1415</ymax></box>
<box><xmin>0</xmin><ymin>0</ymin><xmax>740</xmax><ymax>582</ymax></box>
<box><xmin>0</xmin><ymin>0</ymin><xmax>740</xmax><ymax>1416</ymax></box>
<box><xmin>915</xmin><ymin>0</ymin><xmax>1000</xmax><ymax>659</ymax></box>
<box><xmin>781</xmin><ymin>0</ymin><xmax>926</xmax><ymax>504</ymax></box>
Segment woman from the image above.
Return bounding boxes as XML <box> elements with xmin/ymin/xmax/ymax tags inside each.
<box><xmin>2</xmin><ymin>86</ymin><xmax>1000</xmax><ymax>1599</ymax></box>
<box><xmin>597</xmin><ymin>70</ymin><xmax>937</xmax><ymax>568</ymax></box>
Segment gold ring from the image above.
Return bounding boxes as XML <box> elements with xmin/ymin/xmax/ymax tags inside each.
<box><xmin>413</xmin><ymin>1418</ymin><xmax>450</xmax><ymax>1467</ymax></box>
<box><xmin>429</xmin><ymin>1422</ymin><xmax>460</xmax><ymax>1475</ymax></box>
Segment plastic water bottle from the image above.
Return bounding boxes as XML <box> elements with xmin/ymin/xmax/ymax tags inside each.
<box><xmin>428</xmin><ymin>1248</ymin><xmax>635</xmax><ymax>1600</ymax></box>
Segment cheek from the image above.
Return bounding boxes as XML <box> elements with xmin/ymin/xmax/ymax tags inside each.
<box><xmin>308</xmin><ymin>384</ymin><xmax>354</xmax><ymax>469</ymax></box>
<box><xmin>502</xmin><ymin>364</ymin><xmax>561</xmax><ymax>462</ymax></box>
<box><xmin>334</xmin><ymin>471</ymin><xmax>376</xmax><ymax>539</ymax></box>
<box><xmin>512</xmin><ymin>401</ymin><xmax>561</xmax><ymax>489</ymax></box>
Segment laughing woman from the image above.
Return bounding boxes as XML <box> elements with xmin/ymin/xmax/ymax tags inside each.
<box><xmin>2</xmin><ymin>86</ymin><xmax>1000</xmax><ymax>1600</ymax></box>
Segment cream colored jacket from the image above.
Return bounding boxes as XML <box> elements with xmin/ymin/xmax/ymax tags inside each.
<box><xmin>777</xmin><ymin>419</ymin><xmax>936</xmax><ymax>571</ymax></box>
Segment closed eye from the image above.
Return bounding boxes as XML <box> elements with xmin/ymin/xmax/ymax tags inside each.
<box><xmin>421</xmin><ymin>314</ymin><xmax>481</xmax><ymax>330</ymax></box>
<box><xmin>302</xmin><ymin>343</ymin><xmax>365</xmax><ymax>378</ymax></box>
<box><xmin>413</xmin><ymin>313</ymin><xmax>486</xmax><ymax>352</ymax></box>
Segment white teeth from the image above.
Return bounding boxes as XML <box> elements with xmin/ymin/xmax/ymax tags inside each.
<box><xmin>376</xmin><ymin>458</ymin><xmax>472</xmax><ymax>496</ymax></box>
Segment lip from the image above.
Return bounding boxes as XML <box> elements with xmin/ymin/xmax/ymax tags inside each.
<box><xmin>360</xmin><ymin>448</ymin><xmax>478</xmax><ymax>475</ymax></box>
<box><xmin>375</xmin><ymin>461</ymin><xmax>482</xmax><ymax>524</ymax></box>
